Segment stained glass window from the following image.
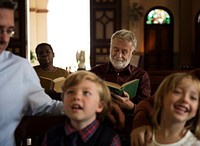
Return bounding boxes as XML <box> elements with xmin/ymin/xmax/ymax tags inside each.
<box><xmin>146</xmin><ymin>9</ymin><xmax>170</xmax><ymax>24</ymax></box>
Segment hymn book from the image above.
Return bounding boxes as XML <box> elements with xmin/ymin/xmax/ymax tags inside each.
<box><xmin>39</xmin><ymin>76</ymin><xmax>66</xmax><ymax>93</ymax></box>
<box><xmin>104</xmin><ymin>79</ymin><xmax>139</xmax><ymax>98</ymax></box>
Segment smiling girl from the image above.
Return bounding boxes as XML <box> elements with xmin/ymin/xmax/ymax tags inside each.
<box><xmin>148</xmin><ymin>72</ymin><xmax>200</xmax><ymax>146</ymax></box>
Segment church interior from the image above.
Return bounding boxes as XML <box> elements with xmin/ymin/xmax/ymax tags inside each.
<box><xmin>10</xmin><ymin>0</ymin><xmax>200</xmax><ymax>145</ymax></box>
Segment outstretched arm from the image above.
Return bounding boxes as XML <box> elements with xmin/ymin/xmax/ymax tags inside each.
<box><xmin>130</xmin><ymin>96</ymin><xmax>154</xmax><ymax>146</ymax></box>
<box><xmin>130</xmin><ymin>112</ymin><xmax>152</xmax><ymax>146</ymax></box>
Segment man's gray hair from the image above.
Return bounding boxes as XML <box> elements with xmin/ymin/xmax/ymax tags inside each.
<box><xmin>111</xmin><ymin>29</ymin><xmax>137</xmax><ymax>49</ymax></box>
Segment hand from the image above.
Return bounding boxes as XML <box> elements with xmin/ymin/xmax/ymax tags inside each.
<box><xmin>111</xmin><ymin>91</ymin><xmax>134</xmax><ymax>110</ymax></box>
<box><xmin>130</xmin><ymin>125</ymin><xmax>152</xmax><ymax>146</ymax></box>
<box><xmin>107</xmin><ymin>103</ymin><xmax>125</xmax><ymax>131</ymax></box>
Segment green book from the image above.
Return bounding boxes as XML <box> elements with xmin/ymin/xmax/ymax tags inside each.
<box><xmin>104</xmin><ymin>79</ymin><xmax>139</xmax><ymax>98</ymax></box>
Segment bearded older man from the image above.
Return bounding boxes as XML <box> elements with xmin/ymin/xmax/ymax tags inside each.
<box><xmin>90</xmin><ymin>29</ymin><xmax>151</xmax><ymax>145</ymax></box>
<box><xmin>91</xmin><ymin>29</ymin><xmax>151</xmax><ymax>112</ymax></box>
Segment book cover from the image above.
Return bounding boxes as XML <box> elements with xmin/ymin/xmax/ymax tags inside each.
<box><xmin>39</xmin><ymin>76</ymin><xmax>66</xmax><ymax>93</ymax></box>
<box><xmin>104</xmin><ymin>79</ymin><xmax>139</xmax><ymax>98</ymax></box>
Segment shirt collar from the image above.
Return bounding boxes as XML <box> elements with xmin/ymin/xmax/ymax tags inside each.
<box><xmin>65</xmin><ymin>119</ymin><xmax>100</xmax><ymax>142</ymax></box>
<box><xmin>0</xmin><ymin>51</ymin><xmax>6</xmax><ymax>63</ymax></box>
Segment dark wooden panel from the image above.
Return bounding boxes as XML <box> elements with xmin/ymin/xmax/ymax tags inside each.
<box><xmin>90</xmin><ymin>0</ymin><xmax>121</xmax><ymax>67</ymax></box>
<box><xmin>144</xmin><ymin>25</ymin><xmax>173</xmax><ymax>70</ymax></box>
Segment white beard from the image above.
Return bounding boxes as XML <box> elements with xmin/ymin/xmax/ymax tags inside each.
<box><xmin>110</xmin><ymin>54</ymin><xmax>131</xmax><ymax>70</ymax></box>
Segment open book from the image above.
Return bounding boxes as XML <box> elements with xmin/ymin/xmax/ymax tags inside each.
<box><xmin>39</xmin><ymin>76</ymin><xmax>66</xmax><ymax>93</ymax></box>
<box><xmin>104</xmin><ymin>79</ymin><xmax>139</xmax><ymax>98</ymax></box>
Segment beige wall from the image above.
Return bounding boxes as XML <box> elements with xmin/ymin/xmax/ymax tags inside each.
<box><xmin>29</xmin><ymin>0</ymin><xmax>48</xmax><ymax>65</ymax></box>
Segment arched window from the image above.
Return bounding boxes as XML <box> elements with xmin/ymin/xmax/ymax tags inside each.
<box><xmin>146</xmin><ymin>9</ymin><xmax>171</xmax><ymax>24</ymax></box>
<box><xmin>144</xmin><ymin>7</ymin><xmax>173</xmax><ymax>70</ymax></box>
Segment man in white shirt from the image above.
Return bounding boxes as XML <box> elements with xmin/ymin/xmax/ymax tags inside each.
<box><xmin>0</xmin><ymin>1</ymin><xmax>63</xmax><ymax>145</ymax></box>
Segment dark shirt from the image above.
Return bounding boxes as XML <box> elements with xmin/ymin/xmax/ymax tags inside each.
<box><xmin>90</xmin><ymin>62</ymin><xmax>151</xmax><ymax>104</ymax></box>
<box><xmin>132</xmin><ymin>96</ymin><xmax>154</xmax><ymax>129</ymax></box>
<box><xmin>65</xmin><ymin>119</ymin><xmax>121</xmax><ymax>146</ymax></box>
<box><xmin>43</xmin><ymin>119</ymin><xmax>121</xmax><ymax>146</ymax></box>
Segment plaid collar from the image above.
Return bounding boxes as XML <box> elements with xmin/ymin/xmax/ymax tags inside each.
<box><xmin>65</xmin><ymin>119</ymin><xmax>100</xmax><ymax>142</ymax></box>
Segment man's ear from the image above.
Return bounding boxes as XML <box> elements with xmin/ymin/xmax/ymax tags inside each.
<box><xmin>131</xmin><ymin>49</ymin><xmax>136</xmax><ymax>55</ymax></box>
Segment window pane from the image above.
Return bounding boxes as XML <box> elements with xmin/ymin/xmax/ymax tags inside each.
<box><xmin>146</xmin><ymin>9</ymin><xmax>170</xmax><ymax>24</ymax></box>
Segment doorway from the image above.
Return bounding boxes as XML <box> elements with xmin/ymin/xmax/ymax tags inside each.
<box><xmin>144</xmin><ymin>7</ymin><xmax>173</xmax><ymax>70</ymax></box>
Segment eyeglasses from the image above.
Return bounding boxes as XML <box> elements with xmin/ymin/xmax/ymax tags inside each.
<box><xmin>0</xmin><ymin>27</ymin><xmax>15</xmax><ymax>37</ymax></box>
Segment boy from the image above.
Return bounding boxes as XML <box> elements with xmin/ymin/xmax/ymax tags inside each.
<box><xmin>42</xmin><ymin>71</ymin><xmax>121</xmax><ymax>146</ymax></box>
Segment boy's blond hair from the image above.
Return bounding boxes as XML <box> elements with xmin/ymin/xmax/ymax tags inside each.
<box><xmin>61</xmin><ymin>70</ymin><xmax>112</xmax><ymax>121</ymax></box>
<box><xmin>152</xmin><ymin>72</ymin><xmax>200</xmax><ymax>139</ymax></box>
